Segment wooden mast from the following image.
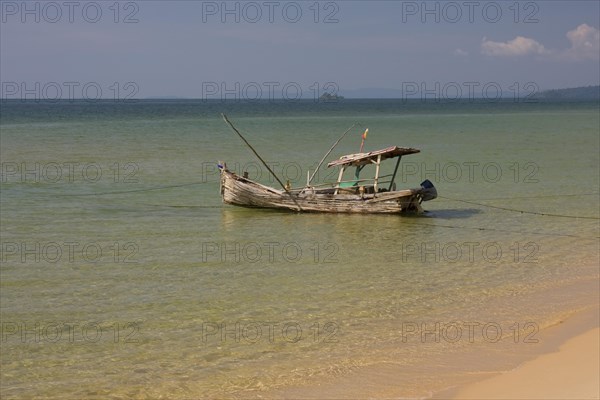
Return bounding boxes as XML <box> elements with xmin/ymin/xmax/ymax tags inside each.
<box><xmin>221</xmin><ymin>113</ymin><xmax>302</xmax><ymax>211</ymax></box>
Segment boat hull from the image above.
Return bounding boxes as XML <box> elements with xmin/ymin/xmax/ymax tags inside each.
<box><xmin>219</xmin><ymin>169</ymin><xmax>436</xmax><ymax>214</ymax></box>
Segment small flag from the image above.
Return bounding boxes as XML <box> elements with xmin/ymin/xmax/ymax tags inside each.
<box><xmin>359</xmin><ymin>128</ymin><xmax>368</xmax><ymax>153</ymax></box>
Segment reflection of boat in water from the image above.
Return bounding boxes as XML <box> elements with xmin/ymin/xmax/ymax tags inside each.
<box><xmin>218</xmin><ymin>114</ymin><xmax>437</xmax><ymax>214</ymax></box>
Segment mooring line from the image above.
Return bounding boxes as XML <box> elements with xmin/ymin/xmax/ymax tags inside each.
<box><xmin>439</xmin><ymin>195</ymin><xmax>600</xmax><ymax>220</ymax></box>
<box><xmin>401</xmin><ymin>218</ymin><xmax>599</xmax><ymax>239</ymax></box>
<box><xmin>54</xmin><ymin>181</ymin><xmax>217</xmax><ymax>197</ymax></box>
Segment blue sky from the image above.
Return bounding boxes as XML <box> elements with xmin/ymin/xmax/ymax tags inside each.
<box><xmin>1</xmin><ymin>1</ymin><xmax>599</xmax><ymax>98</ymax></box>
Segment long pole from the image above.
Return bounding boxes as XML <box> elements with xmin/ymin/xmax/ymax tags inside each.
<box><xmin>221</xmin><ymin>113</ymin><xmax>302</xmax><ymax>211</ymax></box>
<box><xmin>307</xmin><ymin>123</ymin><xmax>357</xmax><ymax>185</ymax></box>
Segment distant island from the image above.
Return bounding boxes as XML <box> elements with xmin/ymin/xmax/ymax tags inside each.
<box><xmin>536</xmin><ymin>85</ymin><xmax>600</xmax><ymax>100</ymax></box>
<box><xmin>319</xmin><ymin>92</ymin><xmax>344</xmax><ymax>101</ymax></box>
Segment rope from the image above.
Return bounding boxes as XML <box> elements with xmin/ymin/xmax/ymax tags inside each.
<box><xmin>439</xmin><ymin>195</ymin><xmax>600</xmax><ymax>220</ymax></box>
<box><xmin>142</xmin><ymin>204</ymin><xmax>223</xmax><ymax>208</ymax></box>
<box><xmin>465</xmin><ymin>193</ymin><xmax>599</xmax><ymax>201</ymax></box>
<box><xmin>402</xmin><ymin>217</ymin><xmax>599</xmax><ymax>239</ymax></box>
<box><xmin>55</xmin><ymin>181</ymin><xmax>218</xmax><ymax>197</ymax></box>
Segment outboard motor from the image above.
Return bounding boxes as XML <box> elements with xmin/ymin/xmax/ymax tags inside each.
<box><xmin>419</xmin><ymin>179</ymin><xmax>437</xmax><ymax>202</ymax></box>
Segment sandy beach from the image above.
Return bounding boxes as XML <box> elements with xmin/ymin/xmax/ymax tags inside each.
<box><xmin>453</xmin><ymin>328</ymin><xmax>599</xmax><ymax>399</ymax></box>
<box><xmin>271</xmin><ymin>300</ymin><xmax>600</xmax><ymax>400</ymax></box>
<box><xmin>450</xmin><ymin>306</ymin><xmax>600</xmax><ymax>400</ymax></box>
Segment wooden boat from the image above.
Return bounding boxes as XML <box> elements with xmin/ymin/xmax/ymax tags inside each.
<box><xmin>218</xmin><ymin>115</ymin><xmax>437</xmax><ymax>214</ymax></box>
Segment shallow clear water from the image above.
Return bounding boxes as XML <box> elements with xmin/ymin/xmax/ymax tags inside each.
<box><xmin>1</xmin><ymin>99</ymin><xmax>599</xmax><ymax>398</ymax></box>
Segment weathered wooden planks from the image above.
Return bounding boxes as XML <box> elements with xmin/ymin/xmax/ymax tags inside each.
<box><xmin>220</xmin><ymin>169</ymin><xmax>429</xmax><ymax>214</ymax></box>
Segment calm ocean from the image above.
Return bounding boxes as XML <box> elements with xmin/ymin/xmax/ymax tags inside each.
<box><xmin>1</xmin><ymin>99</ymin><xmax>599</xmax><ymax>398</ymax></box>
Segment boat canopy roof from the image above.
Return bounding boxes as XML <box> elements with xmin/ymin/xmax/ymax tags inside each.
<box><xmin>327</xmin><ymin>146</ymin><xmax>420</xmax><ymax>168</ymax></box>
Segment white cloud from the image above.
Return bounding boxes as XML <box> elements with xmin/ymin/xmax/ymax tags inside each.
<box><xmin>565</xmin><ymin>23</ymin><xmax>600</xmax><ymax>60</ymax></box>
<box><xmin>480</xmin><ymin>24</ymin><xmax>599</xmax><ymax>62</ymax></box>
<box><xmin>454</xmin><ymin>48</ymin><xmax>468</xmax><ymax>56</ymax></box>
<box><xmin>481</xmin><ymin>36</ymin><xmax>548</xmax><ymax>56</ymax></box>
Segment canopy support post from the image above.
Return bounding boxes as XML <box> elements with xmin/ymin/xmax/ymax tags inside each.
<box><xmin>389</xmin><ymin>155</ymin><xmax>402</xmax><ymax>191</ymax></box>
<box><xmin>373</xmin><ymin>154</ymin><xmax>382</xmax><ymax>194</ymax></box>
<box><xmin>334</xmin><ymin>166</ymin><xmax>345</xmax><ymax>195</ymax></box>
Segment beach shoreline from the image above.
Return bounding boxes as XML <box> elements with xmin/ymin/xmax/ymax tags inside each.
<box><xmin>440</xmin><ymin>304</ymin><xmax>600</xmax><ymax>399</ymax></box>
<box><xmin>268</xmin><ymin>294</ymin><xmax>600</xmax><ymax>400</ymax></box>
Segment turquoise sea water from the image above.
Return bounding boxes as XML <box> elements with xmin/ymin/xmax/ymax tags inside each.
<box><xmin>1</xmin><ymin>99</ymin><xmax>599</xmax><ymax>398</ymax></box>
